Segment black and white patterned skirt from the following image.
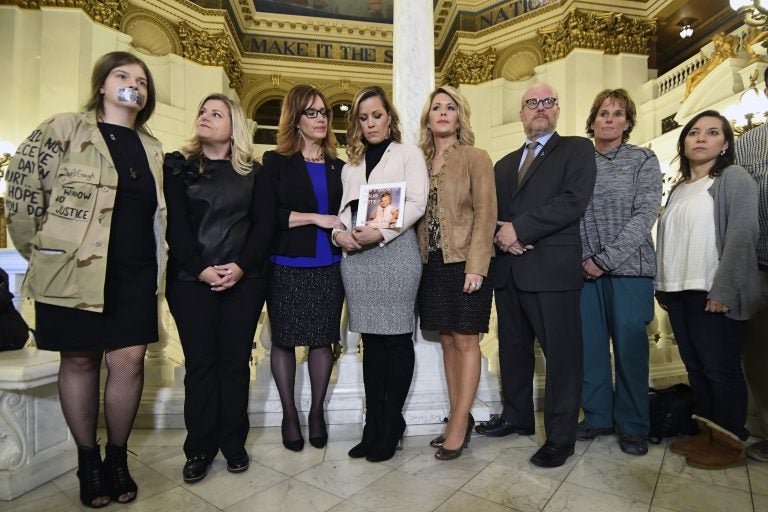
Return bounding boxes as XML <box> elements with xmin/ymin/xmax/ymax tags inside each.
<box><xmin>267</xmin><ymin>263</ymin><xmax>344</xmax><ymax>347</ymax></box>
<box><xmin>417</xmin><ymin>250</ymin><xmax>494</xmax><ymax>333</ymax></box>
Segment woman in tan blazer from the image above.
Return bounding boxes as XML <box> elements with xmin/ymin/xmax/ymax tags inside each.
<box><xmin>416</xmin><ymin>86</ymin><xmax>497</xmax><ymax>460</ymax></box>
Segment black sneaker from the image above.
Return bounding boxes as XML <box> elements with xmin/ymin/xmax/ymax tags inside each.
<box><xmin>618</xmin><ymin>434</ymin><xmax>648</xmax><ymax>455</ymax></box>
<box><xmin>576</xmin><ymin>421</ymin><xmax>614</xmax><ymax>441</ymax></box>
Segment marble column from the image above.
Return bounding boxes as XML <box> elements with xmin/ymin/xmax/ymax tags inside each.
<box><xmin>392</xmin><ymin>0</ymin><xmax>434</xmax><ymax>144</ymax></box>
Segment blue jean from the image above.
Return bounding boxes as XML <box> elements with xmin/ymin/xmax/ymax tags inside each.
<box><xmin>664</xmin><ymin>290</ymin><xmax>749</xmax><ymax>440</ymax></box>
<box><xmin>580</xmin><ymin>276</ymin><xmax>654</xmax><ymax>435</ymax></box>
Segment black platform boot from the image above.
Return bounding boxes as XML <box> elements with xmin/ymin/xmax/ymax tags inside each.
<box><xmin>104</xmin><ymin>442</ymin><xmax>138</xmax><ymax>503</ymax></box>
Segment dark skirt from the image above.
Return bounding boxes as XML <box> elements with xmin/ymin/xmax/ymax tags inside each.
<box><xmin>35</xmin><ymin>261</ymin><xmax>158</xmax><ymax>351</ymax></box>
<box><xmin>267</xmin><ymin>263</ymin><xmax>344</xmax><ymax>347</ymax></box>
<box><xmin>417</xmin><ymin>250</ymin><xmax>493</xmax><ymax>333</ymax></box>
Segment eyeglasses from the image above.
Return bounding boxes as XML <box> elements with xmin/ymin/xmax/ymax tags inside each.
<box><xmin>302</xmin><ymin>108</ymin><xmax>329</xmax><ymax>119</ymax></box>
<box><xmin>522</xmin><ymin>97</ymin><xmax>558</xmax><ymax>110</ymax></box>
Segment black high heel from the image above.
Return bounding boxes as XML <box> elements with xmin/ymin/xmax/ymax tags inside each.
<box><xmin>77</xmin><ymin>445</ymin><xmax>110</xmax><ymax>508</ymax></box>
<box><xmin>435</xmin><ymin>414</ymin><xmax>474</xmax><ymax>461</ymax></box>
<box><xmin>281</xmin><ymin>418</ymin><xmax>305</xmax><ymax>452</ymax></box>
<box><xmin>104</xmin><ymin>443</ymin><xmax>137</xmax><ymax>503</ymax></box>
<box><xmin>309</xmin><ymin>413</ymin><xmax>328</xmax><ymax>449</ymax></box>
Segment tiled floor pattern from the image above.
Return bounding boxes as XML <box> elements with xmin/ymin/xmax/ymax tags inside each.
<box><xmin>3</xmin><ymin>421</ymin><xmax>767</xmax><ymax>512</ymax></box>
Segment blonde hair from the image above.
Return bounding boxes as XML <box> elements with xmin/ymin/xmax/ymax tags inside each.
<box><xmin>181</xmin><ymin>93</ymin><xmax>255</xmax><ymax>175</ymax></box>
<box><xmin>418</xmin><ymin>85</ymin><xmax>475</xmax><ymax>161</ymax></box>
<box><xmin>345</xmin><ymin>86</ymin><xmax>402</xmax><ymax>166</ymax></box>
<box><xmin>275</xmin><ymin>84</ymin><xmax>338</xmax><ymax>159</ymax></box>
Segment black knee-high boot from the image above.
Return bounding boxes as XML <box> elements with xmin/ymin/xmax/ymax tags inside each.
<box><xmin>349</xmin><ymin>334</ymin><xmax>387</xmax><ymax>458</ymax></box>
<box><xmin>366</xmin><ymin>333</ymin><xmax>415</xmax><ymax>462</ymax></box>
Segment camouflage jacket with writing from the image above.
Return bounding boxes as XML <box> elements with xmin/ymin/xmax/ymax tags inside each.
<box><xmin>5</xmin><ymin>111</ymin><xmax>167</xmax><ymax>312</ymax></box>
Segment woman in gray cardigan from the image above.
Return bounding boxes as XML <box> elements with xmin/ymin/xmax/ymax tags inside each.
<box><xmin>655</xmin><ymin>110</ymin><xmax>761</xmax><ymax>470</ymax></box>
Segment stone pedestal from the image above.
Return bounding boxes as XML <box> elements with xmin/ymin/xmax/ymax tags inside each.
<box><xmin>0</xmin><ymin>349</ymin><xmax>75</xmax><ymax>501</ymax></box>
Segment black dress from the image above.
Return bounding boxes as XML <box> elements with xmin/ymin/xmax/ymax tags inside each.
<box><xmin>35</xmin><ymin>123</ymin><xmax>159</xmax><ymax>351</ymax></box>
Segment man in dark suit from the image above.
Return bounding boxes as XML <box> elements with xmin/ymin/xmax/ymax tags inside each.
<box><xmin>475</xmin><ymin>82</ymin><xmax>597</xmax><ymax>468</ymax></box>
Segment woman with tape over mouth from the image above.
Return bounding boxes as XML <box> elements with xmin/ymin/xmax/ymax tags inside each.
<box><xmin>4</xmin><ymin>51</ymin><xmax>166</xmax><ymax>508</ymax></box>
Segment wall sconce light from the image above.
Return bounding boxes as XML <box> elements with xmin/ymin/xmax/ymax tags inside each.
<box><xmin>730</xmin><ymin>0</ymin><xmax>768</xmax><ymax>30</ymax></box>
<box><xmin>678</xmin><ymin>18</ymin><xmax>695</xmax><ymax>39</ymax></box>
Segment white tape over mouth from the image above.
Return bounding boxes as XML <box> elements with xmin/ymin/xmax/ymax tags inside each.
<box><xmin>117</xmin><ymin>87</ymin><xmax>144</xmax><ymax>106</ymax></box>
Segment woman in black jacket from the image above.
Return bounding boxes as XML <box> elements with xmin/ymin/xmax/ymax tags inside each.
<box><xmin>262</xmin><ymin>84</ymin><xmax>345</xmax><ymax>452</ymax></box>
<box><xmin>164</xmin><ymin>93</ymin><xmax>275</xmax><ymax>483</ymax></box>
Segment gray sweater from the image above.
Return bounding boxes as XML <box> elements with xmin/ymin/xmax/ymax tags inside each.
<box><xmin>706</xmin><ymin>165</ymin><xmax>763</xmax><ymax>320</ymax></box>
<box><xmin>580</xmin><ymin>143</ymin><xmax>662</xmax><ymax>277</ymax></box>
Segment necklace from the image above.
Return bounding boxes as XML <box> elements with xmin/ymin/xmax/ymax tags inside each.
<box><xmin>303</xmin><ymin>151</ymin><xmax>325</xmax><ymax>163</ymax></box>
<box><xmin>103</xmin><ymin>129</ymin><xmax>140</xmax><ymax>181</ymax></box>
<box><xmin>595</xmin><ymin>144</ymin><xmax>623</xmax><ymax>163</ymax></box>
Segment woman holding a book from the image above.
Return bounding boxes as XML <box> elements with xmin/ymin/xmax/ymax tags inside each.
<box><xmin>333</xmin><ymin>86</ymin><xmax>429</xmax><ymax>462</ymax></box>
<box><xmin>262</xmin><ymin>84</ymin><xmax>346</xmax><ymax>452</ymax></box>
<box><xmin>416</xmin><ymin>85</ymin><xmax>497</xmax><ymax>461</ymax></box>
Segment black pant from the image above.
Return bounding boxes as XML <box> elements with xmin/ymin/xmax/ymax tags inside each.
<box><xmin>166</xmin><ymin>278</ymin><xmax>268</xmax><ymax>459</ymax></box>
<box><xmin>495</xmin><ymin>284</ymin><xmax>583</xmax><ymax>445</ymax></box>
<box><xmin>665</xmin><ymin>290</ymin><xmax>749</xmax><ymax>439</ymax></box>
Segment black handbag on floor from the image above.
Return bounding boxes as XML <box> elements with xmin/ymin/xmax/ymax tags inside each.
<box><xmin>648</xmin><ymin>383</ymin><xmax>697</xmax><ymax>444</ymax></box>
<box><xmin>0</xmin><ymin>267</ymin><xmax>30</xmax><ymax>351</ymax></box>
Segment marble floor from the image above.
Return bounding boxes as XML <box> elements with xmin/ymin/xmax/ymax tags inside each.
<box><xmin>3</xmin><ymin>418</ymin><xmax>767</xmax><ymax>512</ymax></box>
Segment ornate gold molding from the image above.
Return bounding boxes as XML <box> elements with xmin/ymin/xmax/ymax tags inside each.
<box><xmin>684</xmin><ymin>32</ymin><xmax>739</xmax><ymax>99</ymax></box>
<box><xmin>443</xmin><ymin>47</ymin><xmax>497</xmax><ymax>87</ymax></box>
<box><xmin>5</xmin><ymin>0</ymin><xmax>127</xmax><ymax>29</ymax></box>
<box><xmin>177</xmin><ymin>21</ymin><xmax>243</xmax><ymax>89</ymax></box>
<box><xmin>538</xmin><ymin>9</ymin><xmax>656</xmax><ymax>63</ymax></box>
<box><xmin>84</xmin><ymin>0</ymin><xmax>127</xmax><ymax>29</ymax></box>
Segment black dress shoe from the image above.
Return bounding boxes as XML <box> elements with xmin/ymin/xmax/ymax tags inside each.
<box><xmin>475</xmin><ymin>415</ymin><xmax>535</xmax><ymax>437</ymax></box>
<box><xmin>183</xmin><ymin>455</ymin><xmax>212</xmax><ymax>483</ymax></box>
<box><xmin>576</xmin><ymin>421</ymin><xmax>614</xmax><ymax>441</ymax></box>
<box><xmin>618</xmin><ymin>434</ymin><xmax>648</xmax><ymax>456</ymax></box>
<box><xmin>226</xmin><ymin>453</ymin><xmax>250</xmax><ymax>473</ymax></box>
<box><xmin>530</xmin><ymin>441</ymin><xmax>575</xmax><ymax>468</ymax></box>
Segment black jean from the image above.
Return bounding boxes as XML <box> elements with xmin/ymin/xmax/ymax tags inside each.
<box><xmin>665</xmin><ymin>290</ymin><xmax>749</xmax><ymax>440</ymax></box>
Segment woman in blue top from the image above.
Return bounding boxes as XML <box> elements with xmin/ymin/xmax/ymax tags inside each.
<box><xmin>262</xmin><ymin>84</ymin><xmax>346</xmax><ymax>451</ymax></box>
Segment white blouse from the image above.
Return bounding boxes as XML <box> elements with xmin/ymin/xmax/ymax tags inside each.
<box><xmin>655</xmin><ymin>177</ymin><xmax>719</xmax><ymax>292</ymax></box>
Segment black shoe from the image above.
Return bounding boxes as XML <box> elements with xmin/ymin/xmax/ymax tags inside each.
<box><xmin>226</xmin><ymin>453</ymin><xmax>251</xmax><ymax>473</ymax></box>
<box><xmin>618</xmin><ymin>434</ymin><xmax>648</xmax><ymax>456</ymax></box>
<box><xmin>76</xmin><ymin>444</ymin><xmax>110</xmax><ymax>509</ymax></box>
<box><xmin>309</xmin><ymin>413</ymin><xmax>328</xmax><ymax>449</ymax></box>
<box><xmin>475</xmin><ymin>415</ymin><xmax>535</xmax><ymax>437</ymax></box>
<box><xmin>530</xmin><ymin>441</ymin><xmax>575</xmax><ymax>468</ymax></box>
<box><xmin>104</xmin><ymin>443</ymin><xmax>137</xmax><ymax>503</ymax></box>
<box><xmin>183</xmin><ymin>454</ymin><xmax>212</xmax><ymax>484</ymax></box>
<box><xmin>576</xmin><ymin>421</ymin><xmax>614</xmax><ymax>441</ymax></box>
<box><xmin>281</xmin><ymin>418</ymin><xmax>305</xmax><ymax>452</ymax></box>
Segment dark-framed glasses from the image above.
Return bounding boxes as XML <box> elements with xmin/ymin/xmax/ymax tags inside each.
<box><xmin>302</xmin><ymin>108</ymin><xmax>329</xmax><ymax>119</ymax></box>
<box><xmin>523</xmin><ymin>97</ymin><xmax>558</xmax><ymax>110</ymax></box>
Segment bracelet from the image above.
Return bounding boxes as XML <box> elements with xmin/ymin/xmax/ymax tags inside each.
<box><xmin>332</xmin><ymin>231</ymin><xmax>342</xmax><ymax>244</ymax></box>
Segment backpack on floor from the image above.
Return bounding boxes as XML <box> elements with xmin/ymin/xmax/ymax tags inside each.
<box><xmin>648</xmin><ymin>384</ymin><xmax>697</xmax><ymax>444</ymax></box>
<box><xmin>0</xmin><ymin>267</ymin><xmax>30</xmax><ymax>351</ymax></box>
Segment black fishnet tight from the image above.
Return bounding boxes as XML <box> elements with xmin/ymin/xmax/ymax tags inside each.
<box><xmin>58</xmin><ymin>346</ymin><xmax>146</xmax><ymax>448</ymax></box>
